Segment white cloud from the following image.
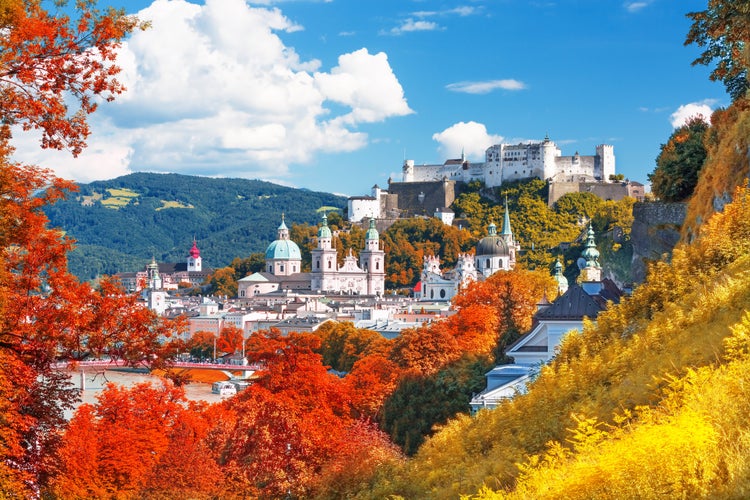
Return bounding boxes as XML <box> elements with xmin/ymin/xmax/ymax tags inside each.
<box><xmin>624</xmin><ymin>2</ymin><xmax>649</xmax><ymax>13</ymax></box>
<box><xmin>413</xmin><ymin>7</ymin><xmax>478</xmax><ymax>18</ymax></box>
<box><xmin>432</xmin><ymin>122</ymin><xmax>504</xmax><ymax>160</ymax></box>
<box><xmin>315</xmin><ymin>49</ymin><xmax>414</xmax><ymax>125</ymax></box>
<box><xmin>13</xmin><ymin>0</ymin><xmax>411</xmax><ymax>183</ymax></box>
<box><xmin>670</xmin><ymin>101</ymin><xmax>716</xmax><ymax>128</ymax></box>
<box><xmin>446</xmin><ymin>79</ymin><xmax>527</xmax><ymax>94</ymax></box>
<box><xmin>389</xmin><ymin>19</ymin><xmax>441</xmax><ymax>35</ymax></box>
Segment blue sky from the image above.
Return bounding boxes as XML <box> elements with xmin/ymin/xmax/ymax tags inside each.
<box><xmin>15</xmin><ymin>0</ymin><xmax>724</xmax><ymax>197</ymax></box>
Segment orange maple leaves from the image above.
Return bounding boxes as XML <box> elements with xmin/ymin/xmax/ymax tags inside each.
<box><xmin>0</xmin><ymin>0</ymin><xmax>143</xmax><ymax>155</ymax></box>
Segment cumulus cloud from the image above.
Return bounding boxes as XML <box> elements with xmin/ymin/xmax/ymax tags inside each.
<box><xmin>14</xmin><ymin>0</ymin><xmax>412</xmax><ymax>183</ymax></box>
<box><xmin>315</xmin><ymin>49</ymin><xmax>414</xmax><ymax>124</ymax></box>
<box><xmin>446</xmin><ymin>79</ymin><xmax>526</xmax><ymax>94</ymax></box>
<box><xmin>670</xmin><ymin>101</ymin><xmax>716</xmax><ymax>128</ymax></box>
<box><xmin>432</xmin><ymin>122</ymin><xmax>504</xmax><ymax>160</ymax></box>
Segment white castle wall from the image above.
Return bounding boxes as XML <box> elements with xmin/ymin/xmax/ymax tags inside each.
<box><xmin>404</xmin><ymin>138</ymin><xmax>615</xmax><ymax>188</ymax></box>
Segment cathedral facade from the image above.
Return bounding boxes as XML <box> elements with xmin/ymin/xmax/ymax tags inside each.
<box><xmin>238</xmin><ymin>215</ymin><xmax>386</xmax><ymax>298</ymax></box>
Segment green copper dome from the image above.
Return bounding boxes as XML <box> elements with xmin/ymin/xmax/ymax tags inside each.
<box><xmin>265</xmin><ymin>239</ymin><xmax>301</xmax><ymax>260</ymax></box>
<box><xmin>554</xmin><ymin>259</ymin><xmax>568</xmax><ymax>288</ymax></box>
<box><xmin>581</xmin><ymin>226</ymin><xmax>600</xmax><ymax>267</ymax></box>
<box><xmin>365</xmin><ymin>218</ymin><xmax>379</xmax><ymax>240</ymax></box>
<box><xmin>265</xmin><ymin>215</ymin><xmax>301</xmax><ymax>260</ymax></box>
<box><xmin>318</xmin><ymin>214</ymin><xmax>332</xmax><ymax>239</ymax></box>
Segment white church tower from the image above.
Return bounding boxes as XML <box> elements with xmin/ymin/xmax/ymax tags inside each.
<box><xmin>360</xmin><ymin>218</ymin><xmax>385</xmax><ymax>296</ymax></box>
<box><xmin>187</xmin><ymin>239</ymin><xmax>202</xmax><ymax>272</ymax></box>
<box><xmin>311</xmin><ymin>214</ymin><xmax>339</xmax><ymax>292</ymax></box>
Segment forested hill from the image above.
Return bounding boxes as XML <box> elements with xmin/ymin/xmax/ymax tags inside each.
<box><xmin>43</xmin><ymin>172</ymin><xmax>346</xmax><ymax>280</ymax></box>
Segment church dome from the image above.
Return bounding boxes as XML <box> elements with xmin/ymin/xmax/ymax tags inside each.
<box><xmin>265</xmin><ymin>239</ymin><xmax>301</xmax><ymax>260</ymax></box>
<box><xmin>266</xmin><ymin>216</ymin><xmax>301</xmax><ymax>260</ymax></box>
<box><xmin>189</xmin><ymin>240</ymin><xmax>201</xmax><ymax>258</ymax></box>
<box><xmin>365</xmin><ymin>218</ymin><xmax>379</xmax><ymax>240</ymax></box>
<box><xmin>318</xmin><ymin>214</ymin><xmax>332</xmax><ymax>239</ymax></box>
<box><xmin>476</xmin><ymin>222</ymin><xmax>510</xmax><ymax>256</ymax></box>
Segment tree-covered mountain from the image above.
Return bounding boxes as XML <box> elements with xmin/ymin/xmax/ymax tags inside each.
<box><xmin>43</xmin><ymin>172</ymin><xmax>346</xmax><ymax>280</ymax></box>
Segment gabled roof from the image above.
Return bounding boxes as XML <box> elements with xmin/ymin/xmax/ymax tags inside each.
<box><xmin>535</xmin><ymin>278</ymin><xmax>621</xmax><ymax>321</ymax></box>
<box><xmin>535</xmin><ymin>285</ymin><xmax>603</xmax><ymax>321</ymax></box>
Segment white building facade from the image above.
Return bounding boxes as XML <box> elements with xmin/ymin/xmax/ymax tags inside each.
<box><xmin>238</xmin><ymin>215</ymin><xmax>386</xmax><ymax>298</ymax></box>
<box><xmin>403</xmin><ymin>136</ymin><xmax>615</xmax><ymax>188</ymax></box>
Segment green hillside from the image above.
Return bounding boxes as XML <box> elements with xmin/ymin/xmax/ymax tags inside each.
<box><xmin>43</xmin><ymin>172</ymin><xmax>346</xmax><ymax>280</ymax></box>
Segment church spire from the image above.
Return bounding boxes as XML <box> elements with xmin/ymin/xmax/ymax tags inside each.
<box><xmin>578</xmin><ymin>225</ymin><xmax>602</xmax><ymax>282</ymax></box>
<box><xmin>501</xmin><ymin>197</ymin><xmax>512</xmax><ymax>237</ymax></box>
<box><xmin>277</xmin><ymin>213</ymin><xmax>289</xmax><ymax>240</ymax></box>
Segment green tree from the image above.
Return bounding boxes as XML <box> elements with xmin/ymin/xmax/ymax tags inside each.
<box><xmin>230</xmin><ymin>252</ymin><xmax>265</xmax><ymax>279</ymax></box>
<box><xmin>380</xmin><ymin>354</ymin><xmax>493</xmax><ymax>455</ymax></box>
<box><xmin>554</xmin><ymin>192</ymin><xmax>604</xmax><ymax>225</ymax></box>
<box><xmin>648</xmin><ymin>116</ymin><xmax>709</xmax><ymax>202</ymax></box>
<box><xmin>686</xmin><ymin>1</ymin><xmax>750</xmax><ymax>101</ymax></box>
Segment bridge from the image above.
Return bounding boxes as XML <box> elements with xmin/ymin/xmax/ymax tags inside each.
<box><xmin>54</xmin><ymin>359</ymin><xmax>264</xmax><ymax>380</ymax></box>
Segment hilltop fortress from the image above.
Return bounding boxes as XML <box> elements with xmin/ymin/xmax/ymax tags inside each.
<box><xmin>348</xmin><ymin>136</ymin><xmax>644</xmax><ymax>222</ymax></box>
<box><xmin>403</xmin><ymin>135</ymin><xmax>615</xmax><ymax>187</ymax></box>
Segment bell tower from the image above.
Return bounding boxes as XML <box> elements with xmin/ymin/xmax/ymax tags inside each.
<box><xmin>359</xmin><ymin>218</ymin><xmax>385</xmax><ymax>296</ymax></box>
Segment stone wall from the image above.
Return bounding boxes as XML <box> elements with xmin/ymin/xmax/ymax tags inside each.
<box><xmin>630</xmin><ymin>202</ymin><xmax>687</xmax><ymax>283</ymax></box>
<box><xmin>548</xmin><ymin>181</ymin><xmax>644</xmax><ymax>206</ymax></box>
<box><xmin>387</xmin><ymin>179</ymin><xmax>460</xmax><ymax>217</ymax></box>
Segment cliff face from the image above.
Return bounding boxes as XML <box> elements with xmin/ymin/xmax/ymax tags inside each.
<box><xmin>630</xmin><ymin>202</ymin><xmax>687</xmax><ymax>283</ymax></box>
<box><xmin>682</xmin><ymin>103</ymin><xmax>750</xmax><ymax>241</ymax></box>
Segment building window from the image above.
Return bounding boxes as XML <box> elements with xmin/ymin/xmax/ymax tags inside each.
<box><xmin>376</xmin><ymin>262</ymin><xmax>379</xmax><ymax>270</ymax></box>
<box><xmin>440</xmin><ymin>289</ymin><xmax>446</xmax><ymax>299</ymax></box>
<box><xmin>486</xmin><ymin>259</ymin><xmax>490</xmax><ymax>268</ymax></box>
<box><xmin>328</xmin><ymin>260</ymin><xmax>332</xmax><ymax>269</ymax></box>
<box><xmin>316</xmin><ymin>260</ymin><xmax>320</xmax><ymax>269</ymax></box>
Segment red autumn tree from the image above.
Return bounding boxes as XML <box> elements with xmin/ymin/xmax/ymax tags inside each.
<box><xmin>211</xmin><ymin>328</ymin><xmax>358</xmax><ymax>498</ymax></box>
<box><xmin>187</xmin><ymin>330</ymin><xmax>217</xmax><ymax>360</ymax></box>
<box><xmin>49</xmin><ymin>382</ymin><xmax>222</xmax><ymax>499</ymax></box>
<box><xmin>451</xmin><ymin>268</ymin><xmax>557</xmax><ymax>359</ymax></box>
<box><xmin>0</xmin><ymin>0</ymin><xmax>144</xmax><ymax>154</ymax></box>
<box><xmin>389</xmin><ymin>322</ymin><xmax>462</xmax><ymax>376</ymax></box>
<box><xmin>0</xmin><ymin>2</ymin><xmax>168</xmax><ymax>494</ymax></box>
<box><xmin>344</xmin><ymin>353</ymin><xmax>401</xmax><ymax>420</ymax></box>
<box><xmin>314</xmin><ymin>419</ymin><xmax>405</xmax><ymax>498</ymax></box>
<box><xmin>216</xmin><ymin>325</ymin><xmax>245</xmax><ymax>356</ymax></box>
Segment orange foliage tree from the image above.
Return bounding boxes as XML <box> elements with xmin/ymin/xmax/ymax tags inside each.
<box><xmin>451</xmin><ymin>269</ymin><xmax>558</xmax><ymax>360</ymax></box>
<box><xmin>217</xmin><ymin>325</ymin><xmax>245</xmax><ymax>356</ymax></box>
<box><xmin>0</xmin><ymin>0</ymin><xmax>144</xmax><ymax>154</ymax></box>
<box><xmin>49</xmin><ymin>382</ymin><xmax>222</xmax><ymax>499</ymax></box>
<box><xmin>345</xmin><ymin>353</ymin><xmax>402</xmax><ymax>420</ymax></box>
<box><xmin>0</xmin><ymin>1</ymin><xmax>166</xmax><ymax>494</ymax></box>
<box><xmin>212</xmin><ymin>329</ymin><xmax>357</xmax><ymax>498</ymax></box>
<box><xmin>187</xmin><ymin>330</ymin><xmax>217</xmax><ymax>360</ymax></box>
<box><xmin>312</xmin><ymin>321</ymin><xmax>391</xmax><ymax>372</ymax></box>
